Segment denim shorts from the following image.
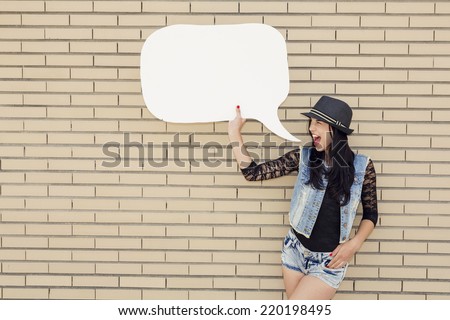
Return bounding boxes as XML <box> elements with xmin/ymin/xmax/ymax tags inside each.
<box><xmin>281</xmin><ymin>228</ymin><xmax>348</xmax><ymax>289</ymax></box>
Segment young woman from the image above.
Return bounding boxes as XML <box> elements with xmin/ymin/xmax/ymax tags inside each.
<box><xmin>228</xmin><ymin>96</ymin><xmax>378</xmax><ymax>300</ymax></box>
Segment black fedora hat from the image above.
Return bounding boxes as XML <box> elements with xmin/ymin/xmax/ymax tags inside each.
<box><xmin>301</xmin><ymin>96</ymin><xmax>354</xmax><ymax>135</ymax></box>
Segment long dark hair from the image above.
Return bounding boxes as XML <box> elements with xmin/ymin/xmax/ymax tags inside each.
<box><xmin>306</xmin><ymin>120</ymin><xmax>355</xmax><ymax>206</ymax></box>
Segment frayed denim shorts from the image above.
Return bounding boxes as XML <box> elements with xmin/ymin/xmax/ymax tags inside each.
<box><xmin>281</xmin><ymin>228</ymin><xmax>348</xmax><ymax>289</ymax></box>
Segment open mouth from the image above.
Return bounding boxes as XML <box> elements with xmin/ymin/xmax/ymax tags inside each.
<box><xmin>313</xmin><ymin>135</ymin><xmax>321</xmax><ymax>146</ymax></box>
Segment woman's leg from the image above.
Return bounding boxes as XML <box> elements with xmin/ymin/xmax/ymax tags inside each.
<box><xmin>282</xmin><ymin>266</ymin><xmax>306</xmax><ymax>299</ymax></box>
<box><xmin>289</xmin><ymin>275</ymin><xmax>337</xmax><ymax>300</ymax></box>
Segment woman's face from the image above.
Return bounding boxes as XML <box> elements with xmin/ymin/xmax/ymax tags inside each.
<box><xmin>309</xmin><ymin>118</ymin><xmax>333</xmax><ymax>152</ymax></box>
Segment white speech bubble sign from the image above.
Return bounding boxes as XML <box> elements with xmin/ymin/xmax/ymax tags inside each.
<box><xmin>140</xmin><ymin>23</ymin><xmax>300</xmax><ymax>142</ymax></box>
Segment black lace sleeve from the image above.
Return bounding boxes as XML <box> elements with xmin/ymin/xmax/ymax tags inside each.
<box><xmin>361</xmin><ymin>159</ymin><xmax>378</xmax><ymax>226</ymax></box>
<box><xmin>240</xmin><ymin>147</ymin><xmax>301</xmax><ymax>181</ymax></box>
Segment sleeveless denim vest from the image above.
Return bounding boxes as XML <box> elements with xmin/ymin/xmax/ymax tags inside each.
<box><xmin>289</xmin><ymin>147</ymin><xmax>369</xmax><ymax>243</ymax></box>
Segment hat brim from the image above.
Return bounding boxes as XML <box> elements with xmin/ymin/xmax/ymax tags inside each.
<box><xmin>301</xmin><ymin>112</ymin><xmax>354</xmax><ymax>135</ymax></box>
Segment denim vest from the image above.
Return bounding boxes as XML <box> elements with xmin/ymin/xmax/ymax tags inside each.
<box><xmin>289</xmin><ymin>147</ymin><xmax>369</xmax><ymax>243</ymax></box>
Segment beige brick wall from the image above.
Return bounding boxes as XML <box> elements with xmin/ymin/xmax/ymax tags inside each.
<box><xmin>0</xmin><ymin>0</ymin><xmax>449</xmax><ymax>300</ymax></box>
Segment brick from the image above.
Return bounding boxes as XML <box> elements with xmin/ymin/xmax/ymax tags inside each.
<box><xmin>46</xmin><ymin>28</ymin><xmax>92</xmax><ymax>40</ymax></box>
<box><xmin>96</xmin><ymin>185</ymin><xmax>142</xmax><ymax>197</ymax></box>
<box><xmin>96</xmin><ymin>289</ymin><xmax>141</xmax><ymax>299</ymax></box>
<box><xmin>189</xmin><ymin>290</ymin><xmax>235</xmax><ymax>300</ymax></box>
<box><xmin>386</xmin><ymin>2</ymin><xmax>434</xmax><ymax>14</ymax></box>
<box><xmin>383</xmin><ymin>136</ymin><xmax>430</xmax><ymax>148</ymax></box>
<box><xmin>49</xmin><ymin>237</ymin><xmax>94</xmax><ymax>249</ymax></box>
<box><xmin>46</xmin><ymin>1</ymin><xmax>93</xmax><ymax>12</ymax></box>
<box><xmin>386</xmin><ymin>57</ymin><xmax>433</xmax><ymax>69</ymax></box>
<box><xmin>432</xmin><ymin>137</ymin><xmax>450</xmax><ymax>148</ymax></box>
<box><xmin>73</xmin><ymin>276</ymin><xmax>119</xmax><ymax>287</ymax></box>
<box><xmin>361</xmin><ymin>43</ymin><xmax>408</xmax><ymax>55</ymax></box>
<box><xmin>356</xmin><ymin>254</ymin><xmax>403</xmax><ymax>266</ymax></box>
<box><xmin>93</xmin><ymin>29</ymin><xmax>141</xmax><ymax>40</ymax></box>
<box><xmin>240</xmin><ymin>2</ymin><xmax>287</xmax><ymax>13</ymax></box>
<box><xmin>96</xmin><ymin>263</ymin><xmax>141</xmax><ymax>275</ymax></box>
<box><xmin>94</xmin><ymin>1</ymin><xmax>141</xmax><ymax>12</ymax></box>
<box><xmin>408</xmin><ymin>124</ymin><xmax>450</xmax><ymax>136</ymax></box>
<box><xmin>288</xmin><ymin>56</ymin><xmax>335</xmax><ymax>68</ymax></box>
<box><xmin>120</xmin><ymin>276</ymin><xmax>165</xmax><ymax>288</ymax></box>
<box><xmin>167</xmin><ymin>200</ymin><xmax>212</xmax><ymax>211</ymax></box>
<box><xmin>360</xmin><ymin>70</ymin><xmax>407</xmax><ymax>82</ymax></box>
<box><xmin>214</xmin><ymin>277</ymin><xmax>259</xmax><ymax>289</ymax></box>
<box><xmin>429</xmin><ymin>268</ymin><xmax>450</xmax><ymax>280</ymax></box>
<box><xmin>143</xmin><ymin>263</ymin><xmax>188</xmax><ymax>275</ymax></box>
<box><xmin>312</xmin><ymin>69</ymin><xmax>358</xmax><ymax>81</ymax></box>
<box><xmin>337</xmin><ymin>2</ymin><xmax>384</xmax><ymax>13</ymax></box>
<box><xmin>73</xmin><ymin>225</ymin><xmax>118</xmax><ymax>236</ymax></box>
<box><xmin>23</xmin><ymin>14</ymin><xmax>69</xmax><ymax>26</ymax></box>
<box><xmin>362</xmin><ymin>16</ymin><xmax>408</xmax><ymax>27</ymax></box>
<box><xmin>0</xmin><ymin>80</ymin><xmax>46</xmax><ymax>92</ymax></box>
<box><xmin>167</xmin><ymin>277</ymin><xmax>213</xmax><ymax>289</ymax></box>
<box><xmin>166</xmin><ymin>251</ymin><xmax>211</xmax><ymax>263</ymax></box>
<box><xmin>0</xmin><ymin>67</ymin><xmax>21</xmax><ymax>78</ymax></box>
<box><xmin>189</xmin><ymin>239</ymin><xmax>235</xmax><ymax>251</ymax></box>
<box><xmin>142</xmin><ymin>1</ymin><xmax>189</xmax><ymax>13</ymax></box>
<box><xmin>388</xmin><ymin>83</ymin><xmax>433</xmax><ymax>95</ymax></box>
<box><xmin>167</xmin><ymin>15</ymin><xmax>215</xmax><ymax>25</ymax></box>
<box><xmin>27</xmin><ymin>275</ymin><xmax>71</xmax><ymax>286</ymax></box>
<box><xmin>430</xmin><ymin>217</ymin><xmax>450</xmax><ymax>228</ymax></box>
<box><xmin>48</xmin><ymin>159</ymin><xmax>95</xmax><ymax>171</ymax></box>
<box><xmin>313</xmin><ymin>15</ymin><xmax>359</xmax><ymax>27</ymax></box>
<box><xmin>71</xmin><ymin>42</ymin><xmax>117</xmax><ymax>54</ymax></box>
<box><xmin>143</xmin><ymin>290</ymin><xmax>188</xmax><ymax>299</ymax></box>
<box><xmin>337</xmin><ymin>29</ymin><xmax>384</xmax><ymax>41</ymax></box>
<box><xmin>215</xmin><ymin>15</ymin><xmax>263</xmax><ymax>24</ymax></box>
<box><xmin>288</xmin><ymin>29</ymin><xmax>335</xmax><ymax>41</ymax></box>
<box><xmin>95</xmin><ymin>81</ymin><xmax>141</xmax><ymax>93</ymax></box>
<box><xmin>382</xmin><ymin>189</ymin><xmax>429</xmax><ymax>201</ymax></box>
<box><xmin>72</xmin><ymin>94</ymin><xmax>117</xmax><ymax>106</ymax></box>
<box><xmin>49</xmin><ymin>289</ymin><xmax>95</xmax><ymax>299</ymax></box>
<box><xmin>49</xmin><ymin>262</ymin><xmax>95</xmax><ymax>274</ymax></box>
<box><xmin>0</xmin><ymin>275</ymin><xmax>25</xmax><ymax>286</ymax></box>
<box><xmin>71</xmin><ymin>14</ymin><xmax>117</xmax><ymax>26</ymax></box>
<box><xmin>0</xmin><ymin>54</ymin><xmax>41</xmax><ymax>67</ymax></box>
<box><xmin>120</xmin><ymin>250</ymin><xmax>165</xmax><ymax>263</ymax></box>
<box><xmin>191</xmin><ymin>1</ymin><xmax>238</xmax><ymax>13</ymax></box>
<box><xmin>0</xmin><ymin>198</ymin><xmax>26</xmax><ymax>210</ymax></box>
<box><xmin>355</xmin><ymin>280</ymin><xmax>402</xmax><ymax>292</ymax></box>
<box><xmin>74</xmin><ymin>250</ymin><xmax>119</xmax><ymax>262</ymax></box>
<box><xmin>213</xmin><ymin>252</ymin><xmax>259</xmax><ymax>264</ymax></box>
<box><xmin>3</xmin><ymin>262</ymin><xmax>48</xmax><ymax>274</ymax></box>
<box><xmin>380</xmin><ymin>241</ymin><xmax>427</xmax><ymax>253</ymax></box>
<box><xmin>312</xmin><ymin>42</ymin><xmax>359</xmax><ymax>55</ymax></box>
<box><xmin>95</xmin><ymin>238</ymin><xmax>141</xmax><ymax>249</ymax></box>
<box><xmin>3</xmin><ymin>288</ymin><xmax>48</xmax><ymax>299</ymax></box>
<box><xmin>265</xmin><ymin>15</ymin><xmax>310</xmax><ymax>27</ymax></box>
<box><xmin>0</xmin><ymin>14</ymin><xmax>21</xmax><ymax>25</ymax></box>
<box><xmin>237</xmin><ymin>239</ymin><xmax>281</xmax><ymax>251</ymax></box>
<box><xmin>214</xmin><ymin>226</ymin><xmax>259</xmax><ymax>238</ymax></box>
<box><xmin>73</xmin><ymin>199</ymin><xmax>119</xmax><ymax>210</ymax></box>
<box><xmin>359</xmin><ymin>122</ymin><xmax>406</xmax><ymax>134</ymax></box>
<box><xmin>189</xmin><ymin>213</ymin><xmax>236</xmax><ymax>225</ymax></box>
<box><xmin>46</xmin><ymin>54</ymin><xmax>93</xmax><ymax>66</ymax></box>
<box><xmin>120</xmin><ymin>225</ymin><xmax>165</xmax><ymax>237</ymax></box>
<box><xmin>411</xmin><ymin>16</ymin><xmax>450</xmax><ymax>28</ymax></box>
<box><xmin>337</xmin><ymin>83</ymin><xmax>384</xmax><ymax>95</ymax></box>
<box><xmin>190</xmin><ymin>264</ymin><xmax>235</xmax><ymax>276</ymax></box>
<box><xmin>0</xmin><ymin>28</ymin><xmax>44</xmax><ymax>39</ymax></box>
<box><xmin>386</xmin><ymin>30</ymin><xmax>433</xmax><ymax>42</ymax></box>
<box><xmin>405</xmin><ymin>229</ymin><xmax>450</xmax><ymax>241</ymax></box>
<box><xmin>237</xmin><ymin>264</ymin><xmax>281</xmax><ymax>276</ymax></box>
<box><xmin>289</xmin><ymin>2</ymin><xmax>335</xmax><ymax>13</ymax></box>
<box><xmin>237</xmin><ymin>291</ymin><xmax>282</xmax><ymax>299</ymax></box>
<box><xmin>404</xmin><ymin>281</ymin><xmax>450</xmax><ymax>293</ymax></box>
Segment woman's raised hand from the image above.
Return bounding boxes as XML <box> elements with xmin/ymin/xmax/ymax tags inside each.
<box><xmin>228</xmin><ymin>105</ymin><xmax>246</xmax><ymax>135</ymax></box>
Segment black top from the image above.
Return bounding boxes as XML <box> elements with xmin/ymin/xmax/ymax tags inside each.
<box><xmin>240</xmin><ymin>147</ymin><xmax>378</xmax><ymax>252</ymax></box>
<box><xmin>293</xmin><ymin>184</ymin><xmax>341</xmax><ymax>252</ymax></box>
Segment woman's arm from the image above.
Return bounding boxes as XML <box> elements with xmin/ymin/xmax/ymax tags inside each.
<box><xmin>228</xmin><ymin>106</ymin><xmax>300</xmax><ymax>181</ymax></box>
<box><xmin>228</xmin><ymin>106</ymin><xmax>253</xmax><ymax>169</ymax></box>
<box><xmin>327</xmin><ymin>159</ymin><xmax>378</xmax><ymax>268</ymax></box>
